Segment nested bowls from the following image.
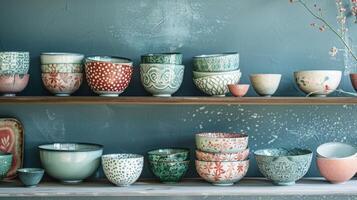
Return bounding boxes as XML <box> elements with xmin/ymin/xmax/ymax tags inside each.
<box><xmin>0</xmin><ymin>74</ymin><xmax>29</xmax><ymax>96</ymax></box>
<box><xmin>196</xmin><ymin>133</ymin><xmax>248</xmax><ymax>153</ymax></box>
<box><xmin>0</xmin><ymin>152</ymin><xmax>13</xmax><ymax>180</ymax></box>
<box><xmin>42</xmin><ymin>73</ymin><xmax>83</xmax><ymax>96</ymax></box>
<box><xmin>250</xmin><ymin>74</ymin><xmax>281</xmax><ymax>97</ymax></box>
<box><xmin>41</xmin><ymin>53</ymin><xmax>84</xmax><ymax>65</ymax></box>
<box><xmin>141</xmin><ymin>53</ymin><xmax>183</xmax><ymax>65</ymax></box>
<box><xmin>196</xmin><ymin>148</ymin><xmax>249</xmax><ymax>162</ymax></box>
<box><xmin>102</xmin><ymin>154</ymin><xmax>144</xmax><ymax>187</ymax></box>
<box><xmin>193</xmin><ymin>53</ymin><xmax>239</xmax><ymax>72</ymax></box>
<box><xmin>0</xmin><ymin>52</ymin><xmax>29</xmax><ymax>74</ymax></box>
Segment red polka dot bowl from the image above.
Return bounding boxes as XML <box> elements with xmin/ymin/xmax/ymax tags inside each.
<box><xmin>42</xmin><ymin>73</ymin><xmax>83</xmax><ymax>96</ymax></box>
<box><xmin>85</xmin><ymin>56</ymin><xmax>133</xmax><ymax>97</ymax></box>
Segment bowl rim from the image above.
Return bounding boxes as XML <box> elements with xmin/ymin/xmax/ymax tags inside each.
<box><xmin>193</xmin><ymin>69</ymin><xmax>241</xmax><ymax>75</ymax></box>
<box><xmin>195</xmin><ymin>159</ymin><xmax>249</xmax><ymax>163</ymax></box>
<box><xmin>140</xmin><ymin>63</ymin><xmax>185</xmax><ymax>67</ymax></box>
<box><xmin>195</xmin><ymin>148</ymin><xmax>249</xmax><ymax>155</ymax></box>
<box><xmin>38</xmin><ymin>143</ymin><xmax>103</xmax><ymax>152</ymax></box>
<box><xmin>0</xmin><ymin>152</ymin><xmax>12</xmax><ymax>157</ymax></box>
<box><xmin>17</xmin><ymin>168</ymin><xmax>45</xmax><ymax>173</ymax></box>
<box><xmin>294</xmin><ymin>70</ymin><xmax>342</xmax><ymax>74</ymax></box>
<box><xmin>85</xmin><ymin>56</ymin><xmax>133</xmax><ymax>64</ymax></box>
<box><xmin>250</xmin><ymin>74</ymin><xmax>282</xmax><ymax>77</ymax></box>
<box><xmin>193</xmin><ymin>71</ymin><xmax>242</xmax><ymax>81</ymax></box>
<box><xmin>141</xmin><ymin>52</ymin><xmax>182</xmax><ymax>57</ymax></box>
<box><xmin>147</xmin><ymin>148</ymin><xmax>190</xmax><ymax>155</ymax></box>
<box><xmin>196</xmin><ymin>132</ymin><xmax>248</xmax><ymax>139</ymax></box>
<box><xmin>102</xmin><ymin>153</ymin><xmax>144</xmax><ymax>159</ymax></box>
<box><xmin>0</xmin><ymin>51</ymin><xmax>29</xmax><ymax>55</ymax></box>
<box><xmin>193</xmin><ymin>52</ymin><xmax>239</xmax><ymax>59</ymax></box>
<box><xmin>41</xmin><ymin>72</ymin><xmax>83</xmax><ymax>76</ymax></box>
<box><xmin>41</xmin><ymin>52</ymin><xmax>84</xmax><ymax>57</ymax></box>
<box><xmin>149</xmin><ymin>160</ymin><xmax>190</xmax><ymax>164</ymax></box>
<box><xmin>316</xmin><ymin>142</ymin><xmax>357</xmax><ymax>159</ymax></box>
<box><xmin>254</xmin><ymin>148</ymin><xmax>313</xmax><ymax>157</ymax></box>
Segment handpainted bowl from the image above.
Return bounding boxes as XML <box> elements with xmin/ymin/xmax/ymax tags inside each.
<box><xmin>39</xmin><ymin>143</ymin><xmax>103</xmax><ymax>183</ymax></box>
<box><xmin>193</xmin><ymin>53</ymin><xmax>239</xmax><ymax>72</ymax></box>
<box><xmin>42</xmin><ymin>73</ymin><xmax>83</xmax><ymax>96</ymax></box>
<box><xmin>141</xmin><ymin>53</ymin><xmax>183</xmax><ymax>65</ymax></box>
<box><xmin>349</xmin><ymin>73</ymin><xmax>357</xmax><ymax>92</ymax></box>
<box><xmin>0</xmin><ymin>152</ymin><xmax>13</xmax><ymax>180</ymax></box>
<box><xmin>228</xmin><ymin>84</ymin><xmax>250</xmax><ymax>97</ymax></box>
<box><xmin>195</xmin><ymin>160</ymin><xmax>249</xmax><ymax>186</ymax></box>
<box><xmin>193</xmin><ymin>69</ymin><xmax>241</xmax><ymax>79</ymax></box>
<box><xmin>294</xmin><ymin>70</ymin><xmax>342</xmax><ymax>97</ymax></box>
<box><xmin>254</xmin><ymin>148</ymin><xmax>313</xmax><ymax>186</ymax></box>
<box><xmin>41</xmin><ymin>63</ymin><xmax>83</xmax><ymax>73</ymax></box>
<box><xmin>316</xmin><ymin>142</ymin><xmax>357</xmax><ymax>159</ymax></box>
<box><xmin>0</xmin><ymin>74</ymin><xmax>29</xmax><ymax>96</ymax></box>
<box><xmin>41</xmin><ymin>53</ymin><xmax>84</xmax><ymax>64</ymax></box>
<box><xmin>17</xmin><ymin>168</ymin><xmax>45</xmax><ymax>187</ymax></box>
<box><xmin>149</xmin><ymin>160</ymin><xmax>189</xmax><ymax>183</ymax></box>
<box><xmin>193</xmin><ymin>71</ymin><xmax>242</xmax><ymax>97</ymax></box>
<box><xmin>102</xmin><ymin>154</ymin><xmax>144</xmax><ymax>187</ymax></box>
<box><xmin>317</xmin><ymin>157</ymin><xmax>357</xmax><ymax>184</ymax></box>
<box><xmin>250</xmin><ymin>74</ymin><xmax>281</xmax><ymax>97</ymax></box>
<box><xmin>0</xmin><ymin>52</ymin><xmax>29</xmax><ymax>74</ymax></box>
<box><xmin>196</xmin><ymin>133</ymin><xmax>249</xmax><ymax>153</ymax></box>
<box><xmin>147</xmin><ymin>148</ymin><xmax>190</xmax><ymax>162</ymax></box>
<box><xmin>196</xmin><ymin>148</ymin><xmax>249</xmax><ymax>161</ymax></box>
<box><xmin>140</xmin><ymin>64</ymin><xmax>184</xmax><ymax>97</ymax></box>
<box><xmin>85</xmin><ymin>56</ymin><xmax>133</xmax><ymax>97</ymax></box>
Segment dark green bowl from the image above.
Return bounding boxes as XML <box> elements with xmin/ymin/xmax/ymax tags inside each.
<box><xmin>147</xmin><ymin>148</ymin><xmax>190</xmax><ymax>162</ymax></box>
<box><xmin>141</xmin><ymin>53</ymin><xmax>183</xmax><ymax>65</ymax></box>
<box><xmin>149</xmin><ymin>160</ymin><xmax>189</xmax><ymax>183</ymax></box>
<box><xmin>17</xmin><ymin>168</ymin><xmax>45</xmax><ymax>187</ymax></box>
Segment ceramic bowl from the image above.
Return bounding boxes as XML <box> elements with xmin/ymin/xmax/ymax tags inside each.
<box><xmin>349</xmin><ymin>73</ymin><xmax>357</xmax><ymax>92</ymax></box>
<box><xmin>317</xmin><ymin>157</ymin><xmax>357</xmax><ymax>184</ymax></box>
<box><xmin>195</xmin><ymin>160</ymin><xmax>249</xmax><ymax>186</ymax></box>
<box><xmin>316</xmin><ymin>142</ymin><xmax>357</xmax><ymax>159</ymax></box>
<box><xmin>102</xmin><ymin>154</ymin><xmax>144</xmax><ymax>187</ymax></box>
<box><xmin>85</xmin><ymin>56</ymin><xmax>133</xmax><ymax>97</ymax></box>
<box><xmin>0</xmin><ymin>74</ymin><xmax>29</xmax><ymax>96</ymax></box>
<box><xmin>41</xmin><ymin>53</ymin><xmax>84</xmax><ymax>64</ymax></box>
<box><xmin>147</xmin><ymin>148</ymin><xmax>190</xmax><ymax>162</ymax></box>
<box><xmin>41</xmin><ymin>63</ymin><xmax>83</xmax><ymax>73</ymax></box>
<box><xmin>254</xmin><ymin>148</ymin><xmax>313</xmax><ymax>186</ymax></box>
<box><xmin>250</xmin><ymin>74</ymin><xmax>281</xmax><ymax>97</ymax></box>
<box><xmin>141</xmin><ymin>53</ymin><xmax>183</xmax><ymax>65</ymax></box>
<box><xmin>140</xmin><ymin>64</ymin><xmax>184</xmax><ymax>97</ymax></box>
<box><xmin>196</xmin><ymin>133</ymin><xmax>249</xmax><ymax>153</ymax></box>
<box><xmin>149</xmin><ymin>160</ymin><xmax>189</xmax><ymax>183</ymax></box>
<box><xmin>294</xmin><ymin>70</ymin><xmax>342</xmax><ymax>97</ymax></box>
<box><xmin>0</xmin><ymin>52</ymin><xmax>29</xmax><ymax>74</ymax></box>
<box><xmin>17</xmin><ymin>168</ymin><xmax>45</xmax><ymax>187</ymax></box>
<box><xmin>42</xmin><ymin>73</ymin><xmax>83</xmax><ymax>96</ymax></box>
<box><xmin>196</xmin><ymin>148</ymin><xmax>249</xmax><ymax>161</ymax></box>
<box><xmin>0</xmin><ymin>152</ymin><xmax>12</xmax><ymax>180</ymax></box>
<box><xmin>193</xmin><ymin>69</ymin><xmax>241</xmax><ymax>79</ymax></box>
<box><xmin>193</xmin><ymin>71</ymin><xmax>242</xmax><ymax>97</ymax></box>
<box><xmin>39</xmin><ymin>143</ymin><xmax>103</xmax><ymax>183</ymax></box>
<box><xmin>228</xmin><ymin>84</ymin><xmax>250</xmax><ymax>97</ymax></box>
<box><xmin>193</xmin><ymin>53</ymin><xmax>239</xmax><ymax>72</ymax></box>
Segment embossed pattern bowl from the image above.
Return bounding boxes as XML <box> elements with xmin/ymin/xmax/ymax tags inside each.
<box><xmin>250</xmin><ymin>74</ymin><xmax>281</xmax><ymax>97</ymax></box>
<box><xmin>193</xmin><ymin>53</ymin><xmax>239</xmax><ymax>72</ymax></box>
<box><xmin>193</xmin><ymin>69</ymin><xmax>241</xmax><ymax>79</ymax></box>
<box><xmin>0</xmin><ymin>52</ymin><xmax>29</xmax><ymax>74</ymax></box>
<box><xmin>196</xmin><ymin>149</ymin><xmax>249</xmax><ymax>162</ymax></box>
<box><xmin>0</xmin><ymin>152</ymin><xmax>13</xmax><ymax>180</ymax></box>
<box><xmin>148</xmin><ymin>148</ymin><xmax>190</xmax><ymax>162</ymax></box>
<box><xmin>149</xmin><ymin>160</ymin><xmax>189</xmax><ymax>183</ymax></box>
<box><xmin>0</xmin><ymin>74</ymin><xmax>29</xmax><ymax>96</ymax></box>
<box><xmin>42</xmin><ymin>73</ymin><xmax>83</xmax><ymax>96</ymax></box>
<box><xmin>141</xmin><ymin>53</ymin><xmax>183</xmax><ymax>65</ymax></box>
<box><xmin>196</xmin><ymin>133</ymin><xmax>249</xmax><ymax>153</ymax></box>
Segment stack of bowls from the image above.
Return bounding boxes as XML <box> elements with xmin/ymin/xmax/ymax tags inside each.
<box><xmin>41</xmin><ymin>53</ymin><xmax>84</xmax><ymax>96</ymax></box>
<box><xmin>140</xmin><ymin>53</ymin><xmax>184</xmax><ymax>97</ymax></box>
<box><xmin>195</xmin><ymin>132</ymin><xmax>249</xmax><ymax>186</ymax></box>
<box><xmin>193</xmin><ymin>53</ymin><xmax>241</xmax><ymax>97</ymax></box>
<box><xmin>0</xmin><ymin>52</ymin><xmax>30</xmax><ymax>96</ymax></box>
<box><xmin>316</xmin><ymin>142</ymin><xmax>357</xmax><ymax>184</ymax></box>
<box><xmin>147</xmin><ymin>148</ymin><xmax>190</xmax><ymax>183</ymax></box>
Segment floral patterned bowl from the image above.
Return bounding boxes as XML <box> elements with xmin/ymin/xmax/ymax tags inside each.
<box><xmin>42</xmin><ymin>73</ymin><xmax>83</xmax><ymax>96</ymax></box>
<box><xmin>41</xmin><ymin>63</ymin><xmax>83</xmax><ymax>73</ymax></box>
<box><xmin>196</xmin><ymin>148</ymin><xmax>249</xmax><ymax>161</ymax></box>
<box><xmin>294</xmin><ymin>70</ymin><xmax>342</xmax><ymax>97</ymax></box>
<box><xmin>102</xmin><ymin>154</ymin><xmax>144</xmax><ymax>187</ymax></box>
<box><xmin>0</xmin><ymin>74</ymin><xmax>29</xmax><ymax>96</ymax></box>
<box><xmin>193</xmin><ymin>53</ymin><xmax>239</xmax><ymax>72</ymax></box>
<box><xmin>141</xmin><ymin>53</ymin><xmax>183</xmax><ymax>65</ymax></box>
<box><xmin>149</xmin><ymin>160</ymin><xmax>189</xmax><ymax>183</ymax></box>
<box><xmin>0</xmin><ymin>52</ymin><xmax>29</xmax><ymax>74</ymax></box>
<box><xmin>195</xmin><ymin>160</ymin><xmax>249</xmax><ymax>186</ymax></box>
<box><xmin>85</xmin><ymin>56</ymin><xmax>133</xmax><ymax>97</ymax></box>
<box><xmin>41</xmin><ymin>53</ymin><xmax>84</xmax><ymax>64</ymax></box>
<box><xmin>196</xmin><ymin>133</ymin><xmax>249</xmax><ymax>153</ymax></box>
<box><xmin>254</xmin><ymin>148</ymin><xmax>313</xmax><ymax>186</ymax></box>
<box><xmin>147</xmin><ymin>148</ymin><xmax>190</xmax><ymax>162</ymax></box>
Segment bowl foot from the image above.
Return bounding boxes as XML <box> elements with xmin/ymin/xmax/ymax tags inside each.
<box><xmin>61</xmin><ymin>180</ymin><xmax>83</xmax><ymax>184</ymax></box>
<box><xmin>116</xmin><ymin>184</ymin><xmax>131</xmax><ymax>187</ymax></box>
<box><xmin>330</xmin><ymin>181</ymin><xmax>347</xmax><ymax>184</ymax></box>
<box><xmin>309</xmin><ymin>94</ymin><xmax>327</xmax><ymax>97</ymax></box>
<box><xmin>153</xmin><ymin>94</ymin><xmax>172</xmax><ymax>97</ymax></box>
<box><xmin>260</xmin><ymin>95</ymin><xmax>272</xmax><ymax>97</ymax></box>
<box><xmin>55</xmin><ymin>94</ymin><xmax>70</xmax><ymax>97</ymax></box>
<box><xmin>273</xmin><ymin>181</ymin><xmax>295</xmax><ymax>186</ymax></box>
<box><xmin>212</xmin><ymin>183</ymin><xmax>234</xmax><ymax>186</ymax></box>
<box><xmin>99</xmin><ymin>94</ymin><xmax>119</xmax><ymax>97</ymax></box>
<box><xmin>24</xmin><ymin>185</ymin><xmax>38</xmax><ymax>188</ymax></box>
<box><xmin>2</xmin><ymin>94</ymin><xmax>16</xmax><ymax>97</ymax></box>
<box><xmin>212</xmin><ymin>95</ymin><xmax>226</xmax><ymax>97</ymax></box>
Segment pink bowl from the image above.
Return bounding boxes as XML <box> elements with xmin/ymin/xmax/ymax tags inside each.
<box><xmin>228</xmin><ymin>84</ymin><xmax>250</xmax><ymax>97</ymax></box>
<box><xmin>42</xmin><ymin>73</ymin><xmax>83</xmax><ymax>96</ymax></box>
<box><xmin>317</xmin><ymin>157</ymin><xmax>357</xmax><ymax>184</ymax></box>
<box><xmin>195</xmin><ymin>133</ymin><xmax>249</xmax><ymax>153</ymax></box>
<box><xmin>0</xmin><ymin>74</ymin><xmax>29</xmax><ymax>96</ymax></box>
<box><xmin>196</xmin><ymin>149</ymin><xmax>249</xmax><ymax>161</ymax></box>
<box><xmin>350</xmin><ymin>73</ymin><xmax>357</xmax><ymax>92</ymax></box>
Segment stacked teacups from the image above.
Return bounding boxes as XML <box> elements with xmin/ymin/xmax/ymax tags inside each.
<box><xmin>0</xmin><ymin>52</ymin><xmax>30</xmax><ymax>96</ymax></box>
<box><xmin>195</xmin><ymin>132</ymin><xmax>249</xmax><ymax>186</ymax></box>
<box><xmin>193</xmin><ymin>53</ymin><xmax>241</xmax><ymax>97</ymax></box>
<box><xmin>41</xmin><ymin>53</ymin><xmax>84</xmax><ymax>96</ymax></box>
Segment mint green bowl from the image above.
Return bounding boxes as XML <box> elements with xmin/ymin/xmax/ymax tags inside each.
<box><xmin>0</xmin><ymin>152</ymin><xmax>12</xmax><ymax>180</ymax></box>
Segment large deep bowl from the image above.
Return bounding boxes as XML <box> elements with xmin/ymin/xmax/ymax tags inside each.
<box><xmin>41</xmin><ymin>53</ymin><xmax>84</xmax><ymax>64</ymax></box>
<box><xmin>102</xmin><ymin>154</ymin><xmax>144</xmax><ymax>187</ymax></box>
<box><xmin>42</xmin><ymin>73</ymin><xmax>83</xmax><ymax>96</ymax></box>
<box><xmin>141</xmin><ymin>53</ymin><xmax>183</xmax><ymax>65</ymax></box>
<box><xmin>0</xmin><ymin>74</ymin><xmax>29</xmax><ymax>96</ymax></box>
<box><xmin>254</xmin><ymin>148</ymin><xmax>313</xmax><ymax>186</ymax></box>
<box><xmin>294</xmin><ymin>70</ymin><xmax>342</xmax><ymax>97</ymax></box>
<box><xmin>147</xmin><ymin>148</ymin><xmax>190</xmax><ymax>162</ymax></box>
<box><xmin>0</xmin><ymin>52</ymin><xmax>29</xmax><ymax>74</ymax></box>
<box><xmin>39</xmin><ymin>143</ymin><xmax>103</xmax><ymax>183</ymax></box>
<box><xmin>317</xmin><ymin>157</ymin><xmax>357</xmax><ymax>184</ymax></box>
<box><xmin>195</xmin><ymin>160</ymin><xmax>249</xmax><ymax>186</ymax></box>
<box><xmin>85</xmin><ymin>56</ymin><xmax>133</xmax><ymax>97</ymax></box>
<box><xmin>250</xmin><ymin>74</ymin><xmax>281</xmax><ymax>97</ymax></box>
<box><xmin>0</xmin><ymin>152</ymin><xmax>13</xmax><ymax>180</ymax></box>
<box><xmin>149</xmin><ymin>160</ymin><xmax>189</xmax><ymax>183</ymax></box>
<box><xmin>193</xmin><ymin>53</ymin><xmax>239</xmax><ymax>72</ymax></box>
<box><xmin>196</xmin><ymin>148</ymin><xmax>249</xmax><ymax>161</ymax></box>
<box><xmin>140</xmin><ymin>64</ymin><xmax>184</xmax><ymax>97</ymax></box>
<box><xmin>316</xmin><ymin>142</ymin><xmax>357</xmax><ymax>159</ymax></box>
<box><xmin>193</xmin><ymin>69</ymin><xmax>241</xmax><ymax>79</ymax></box>
<box><xmin>196</xmin><ymin>133</ymin><xmax>249</xmax><ymax>153</ymax></box>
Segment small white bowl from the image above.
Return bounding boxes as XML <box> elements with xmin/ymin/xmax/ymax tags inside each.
<box><xmin>316</xmin><ymin>142</ymin><xmax>357</xmax><ymax>159</ymax></box>
<box><xmin>41</xmin><ymin>53</ymin><xmax>85</xmax><ymax>64</ymax></box>
<box><xmin>250</xmin><ymin>74</ymin><xmax>281</xmax><ymax>97</ymax></box>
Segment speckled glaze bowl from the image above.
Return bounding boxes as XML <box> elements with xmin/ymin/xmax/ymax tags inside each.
<box><xmin>147</xmin><ymin>148</ymin><xmax>190</xmax><ymax>162</ymax></box>
<box><xmin>294</xmin><ymin>70</ymin><xmax>342</xmax><ymax>97</ymax></box>
<box><xmin>140</xmin><ymin>64</ymin><xmax>184</xmax><ymax>97</ymax></box>
<box><xmin>149</xmin><ymin>160</ymin><xmax>189</xmax><ymax>183</ymax></box>
<box><xmin>193</xmin><ymin>53</ymin><xmax>239</xmax><ymax>72</ymax></box>
<box><xmin>39</xmin><ymin>143</ymin><xmax>103</xmax><ymax>183</ymax></box>
<box><xmin>85</xmin><ymin>56</ymin><xmax>133</xmax><ymax>97</ymax></box>
<box><xmin>316</xmin><ymin>142</ymin><xmax>357</xmax><ymax>159</ymax></box>
<box><xmin>196</xmin><ymin>133</ymin><xmax>249</xmax><ymax>153</ymax></box>
<box><xmin>0</xmin><ymin>74</ymin><xmax>29</xmax><ymax>96</ymax></box>
<box><xmin>41</xmin><ymin>63</ymin><xmax>83</xmax><ymax>73</ymax></box>
<box><xmin>0</xmin><ymin>152</ymin><xmax>12</xmax><ymax>180</ymax></box>
<box><xmin>42</xmin><ymin>73</ymin><xmax>83</xmax><ymax>96</ymax></box>
<box><xmin>17</xmin><ymin>168</ymin><xmax>44</xmax><ymax>187</ymax></box>
<box><xmin>141</xmin><ymin>53</ymin><xmax>183</xmax><ymax>65</ymax></box>
<box><xmin>193</xmin><ymin>69</ymin><xmax>241</xmax><ymax>79</ymax></box>
<box><xmin>0</xmin><ymin>52</ymin><xmax>29</xmax><ymax>74</ymax></box>
<box><xmin>317</xmin><ymin>157</ymin><xmax>357</xmax><ymax>184</ymax></box>
<box><xmin>196</xmin><ymin>148</ymin><xmax>249</xmax><ymax>161</ymax></box>
<box><xmin>195</xmin><ymin>160</ymin><xmax>249</xmax><ymax>186</ymax></box>
<box><xmin>250</xmin><ymin>74</ymin><xmax>281</xmax><ymax>97</ymax></box>
<box><xmin>254</xmin><ymin>148</ymin><xmax>313</xmax><ymax>186</ymax></box>
<box><xmin>228</xmin><ymin>84</ymin><xmax>250</xmax><ymax>97</ymax></box>
<box><xmin>41</xmin><ymin>53</ymin><xmax>84</xmax><ymax>64</ymax></box>
<box><xmin>102</xmin><ymin>154</ymin><xmax>144</xmax><ymax>187</ymax></box>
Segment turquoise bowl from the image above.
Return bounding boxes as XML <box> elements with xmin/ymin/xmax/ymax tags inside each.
<box><xmin>147</xmin><ymin>148</ymin><xmax>190</xmax><ymax>162</ymax></box>
<box><xmin>0</xmin><ymin>52</ymin><xmax>30</xmax><ymax>74</ymax></box>
<box><xmin>254</xmin><ymin>148</ymin><xmax>313</xmax><ymax>186</ymax></box>
<box><xmin>193</xmin><ymin>53</ymin><xmax>239</xmax><ymax>72</ymax></box>
<box><xmin>0</xmin><ymin>152</ymin><xmax>12</xmax><ymax>180</ymax></box>
<box><xmin>17</xmin><ymin>168</ymin><xmax>44</xmax><ymax>187</ymax></box>
<box><xmin>141</xmin><ymin>53</ymin><xmax>183</xmax><ymax>65</ymax></box>
<box><xmin>149</xmin><ymin>160</ymin><xmax>189</xmax><ymax>183</ymax></box>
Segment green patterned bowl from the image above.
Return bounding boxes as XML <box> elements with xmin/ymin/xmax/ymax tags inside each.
<box><xmin>0</xmin><ymin>152</ymin><xmax>13</xmax><ymax>180</ymax></box>
<box><xmin>193</xmin><ymin>53</ymin><xmax>239</xmax><ymax>72</ymax></box>
<box><xmin>193</xmin><ymin>69</ymin><xmax>241</xmax><ymax>79</ymax></box>
<box><xmin>141</xmin><ymin>53</ymin><xmax>183</xmax><ymax>65</ymax></box>
<box><xmin>147</xmin><ymin>148</ymin><xmax>190</xmax><ymax>162</ymax></box>
<box><xmin>149</xmin><ymin>160</ymin><xmax>189</xmax><ymax>183</ymax></box>
<box><xmin>0</xmin><ymin>52</ymin><xmax>29</xmax><ymax>74</ymax></box>
<box><xmin>254</xmin><ymin>148</ymin><xmax>313</xmax><ymax>186</ymax></box>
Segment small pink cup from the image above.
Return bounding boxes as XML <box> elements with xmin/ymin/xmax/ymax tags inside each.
<box><xmin>228</xmin><ymin>84</ymin><xmax>250</xmax><ymax>97</ymax></box>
